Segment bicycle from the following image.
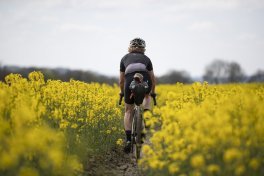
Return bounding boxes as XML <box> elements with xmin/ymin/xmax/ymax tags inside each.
<box><xmin>119</xmin><ymin>80</ymin><xmax>156</xmax><ymax>160</ymax></box>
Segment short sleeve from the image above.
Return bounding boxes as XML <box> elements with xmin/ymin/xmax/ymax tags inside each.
<box><xmin>120</xmin><ymin>59</ymin><xmax>125</xmax><ymax>72</ymax></box>
<box><xmin>146</xmin><ymin>59</ymin><xmax>153</xmax><ymax>71</ymax></box>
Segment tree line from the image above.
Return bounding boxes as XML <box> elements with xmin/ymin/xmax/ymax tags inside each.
<box><xmin>203</xmin><ymin>59</ymin><xmax>264</xmax><ymax>83</ymax></box>
<box><xmin>0</xmin><ymin>66</ymin><xmax>118</xmax><ymax>85</ymax></box>
<box><xmin>0</xmin><ymin>59</ymin><xmax>263</xmax><ymax>84</ymax></box>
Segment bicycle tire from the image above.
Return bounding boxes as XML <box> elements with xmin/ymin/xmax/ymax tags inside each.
<box><xmin>135</xmin><ymin>108</ymin><xmax>143</xmax><ymax>160</ymax></box>
<box><xmin>131</xmin><ymin>112</ymin><xmax>136</xmax><ymax>154</ymax></box>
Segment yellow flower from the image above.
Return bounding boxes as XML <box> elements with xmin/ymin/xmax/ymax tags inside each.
<box><xmin>71</xmin><ymin>123</ymin><xmax>78</xmax><ymax>129</ymax></box>
<box><xmin>207</xmin><ymin>164</ymin><xmax>220</xmax><ymax>174</ymax></box>
<box><xmin>249</xmin><ymin>158</ymin><xmax>260</xmax><ymax>170</ymax></box>
<box><xmin>224</xmin><ymin>148</ymin><xmax>242</xmax><ymax>163</ymax></box>
<box><xmin>168</xmin><ymin>163</ymin><xmax>179</xmax><ymax>174</ymax></box>
<box><xmin>19</xmin><ymin>167</ymin><xmax>39</xmax><ymax>176</ymax></box>
<box><xmin>235</xmin><ymin>165</ymin><xmax>245</xmax><ymax>176</ymax></box>
<box><xmin>2</xmin><ymin>71</ymin><xmax>264</xmax><ymax>176</ymax></box>
<box><xmin>149</xmin><ymin>159</ymin><xmax>165</xmax><ymax>169</ymax></box>
<box><xmin>59</xmin><ymin>120</ymin><xmax>69</xmax><ymax>129</ymax></box>
<box><xmin>116</xmin><ymin>138</ymin><xmax>123</xmax><ymax>146</ymax></box>
<box><xmin>190</xmin><ymin>154</ymin><xmax>205</xmax><ymax>169</ymax></box>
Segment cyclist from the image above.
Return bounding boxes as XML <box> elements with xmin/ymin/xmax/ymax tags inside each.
<box><xmin>119</xmin><ymin>38</ymin><xmax>156</xmax><ymax>153</ymax></box>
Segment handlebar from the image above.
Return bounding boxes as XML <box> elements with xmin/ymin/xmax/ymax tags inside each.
<box><xmin>119</xmin><ymin>93</ymin><xmax>157</xmax><ymax>106</ymax></box>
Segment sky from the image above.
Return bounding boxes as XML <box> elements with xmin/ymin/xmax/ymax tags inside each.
<box><xmin>0</xmin><ymin>0</ymin><xmax>264</xmax><ymax>77</ymax></box>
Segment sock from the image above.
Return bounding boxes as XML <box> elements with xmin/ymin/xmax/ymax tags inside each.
<box><xmin>125</xmin><ymin>130</ymin><xmax>131</xmax><ymax>142</ymax></box>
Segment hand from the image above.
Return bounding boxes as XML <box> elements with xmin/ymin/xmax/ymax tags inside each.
<box><xmin>150</xmin><ymin>92</ymin><xmax>156</xmax><ymax>98</ymax></box>
<box><xmin>119</xmin><ymin>92</ymin><xmax>124</xmax><ymax>105</ymax></box>
<box><xmin>150</xmin><ymin>92</ymin><xmax>157</xmax><ymax>106</ymax></box>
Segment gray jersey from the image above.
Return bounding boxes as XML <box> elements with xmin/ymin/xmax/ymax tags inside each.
<box><xmin>120</xmin><ymin>52</ymin><xmax>153</xmax><ymax>75</ymax></box>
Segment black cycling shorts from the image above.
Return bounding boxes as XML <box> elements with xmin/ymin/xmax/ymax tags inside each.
<box><xmin>124</xmin><ymin>71</ymin><xmax>152</xmax><ymax>104</ymax></box>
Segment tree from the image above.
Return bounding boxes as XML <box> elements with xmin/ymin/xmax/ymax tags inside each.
<box><xmin>203</xmin><ymin>59</ymin><xmax>245</xmax><ymax>84</ymax></box>
<box><xmin>203</xmin><ymin>59</ymin><xmax>229</xmax><ymax>84</ymax></box>
<box><xmin>157</xmin><ymin>70</ymin><xmax>192</xmax><ymax>84</ymax></box>
<box><xmin>227</xmin><ymin>62</ymin><xmax>245</xmax><ymax>83</ymax></box>
<box><xmin>248</xmin><ymin>70</ymin><xmax>264</xmax><ymax>82</ymax></box>
<box><xmin>0</xmin><ymin>65</ymin><xmax>118</xmax><ymax>85</ymax></box>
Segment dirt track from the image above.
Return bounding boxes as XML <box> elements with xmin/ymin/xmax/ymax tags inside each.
<box><xmin>84</xmin><ymin>148</ymin><xmax>142</xmax><ymax>176</ymax></box>
<box><xmin>83</xmin><ymin>132</ymin><xmax>152</xmax><ymax>176</ymax></box>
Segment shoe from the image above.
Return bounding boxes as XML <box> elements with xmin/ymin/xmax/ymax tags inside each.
<box><xmin>123</xmin><ymin>141</ymin><xmax>131</xmax><ymax>154</ymax></box>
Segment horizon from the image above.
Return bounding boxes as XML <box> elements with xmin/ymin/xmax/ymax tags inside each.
<box><xmin>1</xmin><ymin>64</ymin><xmax>262</xmax><ymax>80</ymax></box>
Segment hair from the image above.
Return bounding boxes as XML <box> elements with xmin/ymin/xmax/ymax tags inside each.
<box><xmin>128</xmin><ymin>47</ymin><xmax>145</xmax><ymax>54</ymax></box>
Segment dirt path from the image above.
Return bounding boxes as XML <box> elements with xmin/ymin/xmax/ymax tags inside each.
<box><xmin>84</xmin><ymin>148</ymin><xmax>143</xmax><ymax>176</ymax></box>
<box><xmin>83</xmin><ymin>134</ymin><xmax>152</xmax><ymax>176</ymax></box>
<box><xmin>83</xmin><ymin>132</ymin><xmax>151</xmax><ymax>176</ymax></box>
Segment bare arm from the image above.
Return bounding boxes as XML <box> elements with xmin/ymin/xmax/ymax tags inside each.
<box><xmin>148</xmin><ymin>70</ymin><xmax>156</xmax><ymax>93</ymax></box>
<box><xmin>119</xmin><ymin>71</ymin><xmax>125</xmax><ymax>93</ymax></box>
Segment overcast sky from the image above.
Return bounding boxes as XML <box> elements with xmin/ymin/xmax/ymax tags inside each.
<box><xmin>0</xmin><ymin>0</ymin><xmax>263</xmax><ymax>77</ymax></box>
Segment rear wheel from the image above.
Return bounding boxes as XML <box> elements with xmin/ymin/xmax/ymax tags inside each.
<box><xmin>135</xmin><ymin>109</ymin><xmax>143</xmax><ymax>160</ymax></box>
<box><xmin>131</xmin><ymin>110</ymin><xmax>137</xmax><ymax>155</ymax></box>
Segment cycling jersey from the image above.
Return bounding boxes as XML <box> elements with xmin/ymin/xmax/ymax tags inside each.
<box><xmin>120</xmin><ymin>51</ymin><xmax>153</xmax><ymax>104</ymax></box>
<box><xmin>120</xmin><ymin>52</ymin><xmax>153</xmax><ymax>74</ymax></box>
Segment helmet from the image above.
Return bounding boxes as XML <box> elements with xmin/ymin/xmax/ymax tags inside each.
<box><xmin>129</xmin><ymin>38</ymin><xmax>146</xmax><ymax>48</ymax></box>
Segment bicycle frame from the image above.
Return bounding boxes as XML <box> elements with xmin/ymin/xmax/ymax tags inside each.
<box><xmin>119</xmin><ymin>93</ymin><xmax>156</xmax><ymax>160</ymax></box>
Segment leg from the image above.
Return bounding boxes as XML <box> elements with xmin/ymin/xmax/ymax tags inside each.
<box><xmin>143</xmin><ymin>94</ymin><xmax>151</xmax><ymax>110</ymax></box>
<box><xmin>124</xmin><ymin>103</ymin><xmax>134</xmax><ymax>131</ymax></box>
<box><xmin>123</xmin><ymin>75</ymin><xmax>134</xmax><ymax>153</ymax></box>
<box><xmin>123</xmin><ymin>103</ymin><xmax>134</xmax><ymax>153</ymax></box>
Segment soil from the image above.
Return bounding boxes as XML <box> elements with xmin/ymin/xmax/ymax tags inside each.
<box><xmin>83</xmin><ymin>148</ymin><xmax>143</xmax><ymax>176</ymax></box>
<box><xmin>82</xmin><ymin>131</ymin><xmax>152</xmax><ymax>176</ymax></box>
<box><xmin>82</xmin><ymin>101</ymin><xmax>154</xmax><ymax>175</ymax></box>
